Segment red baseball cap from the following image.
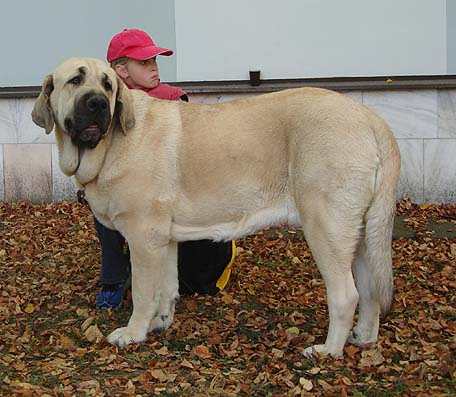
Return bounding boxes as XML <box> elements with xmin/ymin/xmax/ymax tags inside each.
<box><xmin>107</xmin><ymin>29</ymin><xmax>173</xmax><ymax>62</ymax></box>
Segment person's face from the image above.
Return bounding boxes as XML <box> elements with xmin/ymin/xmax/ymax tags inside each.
<box><xmin>116</xmin><ymin>57</ymin><xmax>160</xmax><ymax>89</ymax></box>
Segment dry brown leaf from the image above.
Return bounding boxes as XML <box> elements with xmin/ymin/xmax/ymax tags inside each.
<box><xmin>78</xmin><ymin>380</ymin><xmax>100</xmax><ymax>389</ymax></box>
<box><xmin>359</xmin><ymin>349</ymin><xmax>385</xmax><ymax>367</ymax></box>
<box><xmin>149</xmin><ymin>369</ymin><xmax>171</xmax><ymax>383</ymax></box>
<box><xmin>221</xmin><ymin>292</ymin><xmax>233</xmax><ymax>305</ymax></box>
<box><xmin>84</xmin><ymin>324</ymin><xmax>103</xmax><ymax>343</ymax></box>
<box><xmin>125</xmin><ymin>380</ymin><xmax>135</xmax><ymax>395</ymax></box>
<box><xmin>180</xmin><ymin>359</ymin><xmax>194</xmax><ymax>369</ymax></box>
<box><xmin>80</xmin><ymin>317</ymin><xmax>94</xmax><ymax>332</ymax></box>
<box><xmin>299</xmin><ymin>377</ymin><xmax>314</xmax><ymax>391</ymax></box>
<box><xmin>450</xmin><ymin>243</ymin><xmax>456</xmax><ymax>257</ymax></box>
<box><xmin>195</xmin><ymin>345</ymin><xmax>212</xmax><ymax>359</ymax></box>
<box><xmin>60</xmin><ymin>335</ymin><xmax>76</xmax><ymax>351</ymax></box>
<box><xmin>155</xmin><ymin>346</ymin><xmax>169</xmax><ymax>355</ymax></box>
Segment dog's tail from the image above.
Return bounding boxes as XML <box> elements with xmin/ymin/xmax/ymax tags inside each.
<box><xmin>364</xmin><ymin>119</ymin><xmax>400</xmax><ymax>319</ymax></box>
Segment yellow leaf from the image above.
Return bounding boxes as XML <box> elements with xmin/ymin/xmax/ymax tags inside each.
<box><xmin>24</xmin><ymin>304</ymin><xmax>35</xmax><ymax>314</ymax></box>
<box><xmin>340</xmin><ymin>376</ymin><xmax>353</xmax><ymax>385</ymax></box>
<box><xmin>286</xmin><ymin>326</ymin><xmax>300</xmax><ymax>340</ymax></box>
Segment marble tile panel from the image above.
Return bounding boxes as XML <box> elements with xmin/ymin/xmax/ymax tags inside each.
<box><xmin>52</xmin><ymin>145</ymin><xmax>77</xmax><ymax>201</ymax></box>
<box><xmin>0</xmin><ymin>99</ymin><xmax>18</xmax><ymax>144</ymax></box>
<box><xmin>339</xmin><ymin>90</ymin><xmax>362</xmax><ymax>103</ymax></box>
<box><xmin>363</xmin><ymin>90</ymin><xmax>438</xmax><ymax>139</ymax></box>
<box><xmin>4</xmin><ymin>144</ymin><xmax>52</xmax><ymax>203</ymax></box>
<box><xmin>437</xmin><ymin>89</ymin><xmax>456</xmax><ymax>138</ymax></box>
<box><xmin>424</xmin><ymin>139</ymin><xmax>456</xmax><ymax>203</ymax></box>
<box><xmin>0</xmin><ymin>145</ymin><xmax>4</xmax><ymax>201</ymax></box>
<box><xmin>0</xmin><ymin>98</ymin><xmax>56</xmax><ymax>144</ymax></box>
<box><xmin>396</xmin><ymin>139</ymin><xmax>424</xmax><ymax>203</ymax></box>
<box><xmin>188</xmin><ymin>93</ymin><xmax>221</xmax><ymax>104</ymax></box>
<box><xmin>17</xmin><ymin>98</ymin><xmax>56</xmax><ymax>144</ymax></box>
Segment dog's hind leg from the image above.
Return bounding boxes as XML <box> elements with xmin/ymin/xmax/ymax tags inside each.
<box><xmin>148</xmin><ymin>241</ymin><xmax>179</xmax><ymax>332</ymax></box>
<box><xmin>349</xmin><ymin>171</ymin><xmax>396</xmax><ymax>346</ymax></box>
<box><xmin>299</xmin><ymin>199</ymin><xmax>362</xmax><ymax>359</ymax></box>
<box><xmin>347</xmin><ymin>241</ymin><xmax>379</xmax><ymax>346</ymax></box>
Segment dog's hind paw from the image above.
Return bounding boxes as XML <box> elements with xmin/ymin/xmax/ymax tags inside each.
<box><xmin>301</xmin><ymin>344</ymin><xmax>343</xmax><ymax>359</ymax></box>
<box><xmin>106</xmin><ymin>326</ymin><xmax>147</xmax><ymax>347</ymax></box>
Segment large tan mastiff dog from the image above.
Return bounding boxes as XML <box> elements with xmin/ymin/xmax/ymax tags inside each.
<box><xmin>32</xmin><ymin>58</ymin><xmax>400</xmax><ymax>358</ymax></box>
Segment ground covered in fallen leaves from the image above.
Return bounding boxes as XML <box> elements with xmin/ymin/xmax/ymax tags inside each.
<box><xmin>0</xmin><ymin>199</ymin><xmax>455</xmax><ymax>396</ymax></box>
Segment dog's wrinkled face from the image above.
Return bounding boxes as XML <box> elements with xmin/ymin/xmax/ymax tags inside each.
<box><xmin>32</xmin><ymin>57</ymin><xmax>135</xmax><ymax>150</ymax></box>
<box><xmin>49</xmin><ymin>58</ymin><xmax>119</xmax><ymax>148</ymax></box>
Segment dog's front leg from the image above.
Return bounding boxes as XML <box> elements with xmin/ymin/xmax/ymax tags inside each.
<box><xmin>148</xmin><ymin>240</ymin><xmax>179</xmax><ymax>332</ymax></box>
<box><xmin>107</xmin><ymin>236</ymin><xmax>167</xmax><ymax>347</ymax></box>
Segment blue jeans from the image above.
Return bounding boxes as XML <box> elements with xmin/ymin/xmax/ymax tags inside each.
<box><xmin>93</xmin><ymin>216</ymin><xmax>130</xmax><ymax>285</ymax></box>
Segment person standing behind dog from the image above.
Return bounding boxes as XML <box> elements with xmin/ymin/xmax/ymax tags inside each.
<box><xmin>94</xmin><ymin>28</ymin><xmax>236</xmax><ymax>309</ymax></box>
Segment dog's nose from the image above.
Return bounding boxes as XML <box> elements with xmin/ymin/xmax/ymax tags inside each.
<box><xmin>87</xmin><ymin>95</ymin><xmax>108</xmax><ymax>113</ymax></box>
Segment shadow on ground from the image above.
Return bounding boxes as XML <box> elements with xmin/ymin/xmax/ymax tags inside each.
<box><xmin>394</xmin><ymin>215</ymin><xmax>456</xmax><ymax>239</ymax></box>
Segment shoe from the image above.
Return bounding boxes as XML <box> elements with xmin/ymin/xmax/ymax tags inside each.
<box><xmin>96</xmin><ymin>283</ymin><xmax>125</xmax><ymax>310</ymax></box>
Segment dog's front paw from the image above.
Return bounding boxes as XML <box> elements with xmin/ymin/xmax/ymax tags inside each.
<box><xmin>301</xmin><ymin>344</ymin><xmax>343</xmax><ymax>359</ymax></box>
<box><xmin>106</xmin><ymin>326</ymin><xmax>147</xmax><ymax>347</ymax></box>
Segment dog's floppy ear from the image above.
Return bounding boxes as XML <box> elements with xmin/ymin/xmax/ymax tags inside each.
<box><xmin>32</xmin><ymin>75</ymin><xmax>55</xmax><ymax>134</ymax></box>
<box><xmin>115</xmin><ymin>76</ymin><xmax>135</xmax><ymax>134</ymax></box>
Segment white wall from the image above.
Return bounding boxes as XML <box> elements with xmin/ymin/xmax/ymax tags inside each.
<box><xmin>175</xmin><ymin>0</ymin><xmax>447</xmax><ymax>81</ymax></box>
<box><xmin>0</xmin><ymin>0</ymin><xmax>449</xmax><ymax>86</ymax></box>
<box><xmin>0</xmin><ymin>0</ymin><xmax>177</xmax><ymax>86</ymax></box>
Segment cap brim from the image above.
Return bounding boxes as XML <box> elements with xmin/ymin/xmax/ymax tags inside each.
<box><xmin>127</xmin><ymin>45</ymin><xmax>173</xmax><ymax>60</ymax></box>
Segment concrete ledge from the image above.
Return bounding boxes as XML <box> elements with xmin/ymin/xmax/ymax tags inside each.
<box><xmin>3</xmin><ymin>75</ymin><xmax>456</xmax><ymax>98</ymax></box>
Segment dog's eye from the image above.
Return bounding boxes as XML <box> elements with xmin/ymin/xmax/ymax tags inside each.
<box><xmin>68</xmin><ymin>76</ymin><xmax>81</xmax><ymax>86</ymax></box>
<box><xmin>104</xmin><ymin>81</ymin><xmax>112</xmax><ymax>91</ymax></box>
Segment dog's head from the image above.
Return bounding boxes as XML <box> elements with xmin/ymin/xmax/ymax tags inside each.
<box><xmin>32</xmin><ymin>57</ymin><xmax>135</xmax><ymax>149</ymax></box>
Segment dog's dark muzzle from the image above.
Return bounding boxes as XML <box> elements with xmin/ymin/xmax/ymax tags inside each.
<box><xmin>65</xmin><ymin>92</ymin><xmax>111</xmax><ymax>149</ymax></box>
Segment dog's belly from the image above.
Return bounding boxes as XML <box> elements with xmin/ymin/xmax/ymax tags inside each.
<box><xmin>170</xmin><ymin>199</ymin><xmax>300</xmax><ymax>242</ymax></box>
